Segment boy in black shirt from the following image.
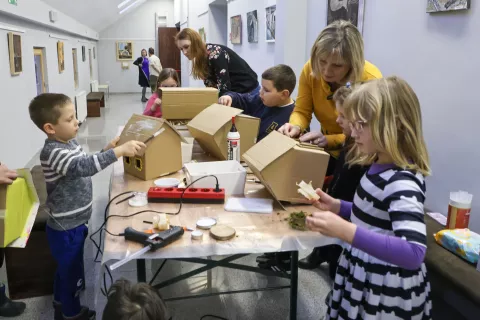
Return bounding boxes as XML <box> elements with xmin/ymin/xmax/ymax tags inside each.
<box><xmin>218</xmin><ymin>64</ymin><xmax>296</xmax><ymax>141</ymax></box>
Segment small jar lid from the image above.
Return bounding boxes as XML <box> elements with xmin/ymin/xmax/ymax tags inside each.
<box><xmin>191</xmin><ymin>230</ymin><xmax>203</xmax><ymax>240</ymax></box>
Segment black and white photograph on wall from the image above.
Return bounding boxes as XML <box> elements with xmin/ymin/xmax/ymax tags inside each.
<box><xmin>82</xmin><ymin>46</ymin><xmax>86</xmax><ymax>62</ymax></box>
<box><xmin>327</xmin><ymin>0</ymin><xmax>365</xmax><ymax>33</ymax></box>
<box><xmin>266</xmin><ymin>5</ymin><xmax>276</xmax><ymax>42</ymax></box>
<box><xmin>427</xmin><ymin>0</ymin><xmax>470</xmax><ymax>12</ymax></box>
<box><xmin>247</xmin><ymin>10</ymin><xmax>258</xmax><ymax>43</ymax></box>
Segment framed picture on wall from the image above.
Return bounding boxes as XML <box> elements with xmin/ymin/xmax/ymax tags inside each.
<box><xmin>327</xmin><ymin>0</ymin><xmax>365</xmax><ymax>33</ymax></box>
<box><xmin>82</xmin><ymin>46</ymin><xmax>86</xmax><ymax>62</ymax></box>
<box><xmin>93</xmin><ymin>47</ymin><xmax>96</xmax><ymax>59</ymax></box>
<box><xmin>199</xmin><ymin>27</ymin><xmax>207</xmax><ymax>43</ymax></box>
<box><xmin>116</xmin><ymin>41</ymin><xmax>134</xmax><ymax>61</ymax></box>
<box><xmin>247</xmin><ymin>10</ymin><xmax>258</xmax><ymax>43</ymax></box>
<box><xmin>7</xmin><ymin>32</ymin><xmax>22</xmax><ymax>76</ymax></box>
<box><xmin>57</xmin><ymin>41</ymin><xmax>65</xmax><ymax>73</ymax></box>
<box><xmin>427</xmin><ymin>0</ymin><xmax>470</xmax><ymax>12</ymax></box>
<box><xmin>230</xmin><ymin>15</ymin><xmax>242</xmax><ymax>44</ymax></box>
<box><xmin>265</xmin><ymin>5</ymin><xmax>276</xmax><ymax>43</ymax></box>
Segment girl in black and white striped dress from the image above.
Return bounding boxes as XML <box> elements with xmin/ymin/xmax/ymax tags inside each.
<box><xmin>306</xmin><ymin>76</ymin><xmax>432</xmax><ymax>320</ymax></box>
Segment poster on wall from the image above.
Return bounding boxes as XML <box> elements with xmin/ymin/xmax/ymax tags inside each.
<box><xmin>93</xmin><ymin>47</ymin><xmax>96</xmax><ymax>59</ymax></box>
<box><xmin>82</xmin><ymin>46</ymin><xmax>86</xmax><ymax>62</ymax></box>
<box><xmin>247</xmin><ymin>10</ymin><xmax>258</xmax><ymax>43</ymax></box>
<box><xmin>57</xmin><ymin>41</ymin><xmax>65</xmax><ymax>73</ymax></box>
<box><xmin>7</xmin><ymin>32</ymin><xmax>22</xmax><ymax>76</ymax></box>
<box><xmin>266</xmin><ymin>5</ymin><xmax>276</xmax><ymax>43</ymax></box>
<box><xmin>327</xmin><ymin>0</ymin><xmax>365</xmax><ymax>33</ymax></box>
<box><xmin>116</xmin><ymin>41</ymin><xmax>134</xmax><ymax>61</ymax></box>
<box><xmin>427</xmin><ymin>0</ymin><xmax>470</xmax><ymax>12</ymax></box>
<box><xmin>199</xmin><ymin>27</ymin><xmax>207</xmax><ymax>43</ymax></box>
<box><xmin>230</xmin><ymin>15</ymin><xmax>242</xmax><ymax>44</ymax></box>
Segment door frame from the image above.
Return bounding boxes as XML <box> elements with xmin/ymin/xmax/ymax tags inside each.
<box><xmin>34</xmin><ymin>48</ymin><xmax>47</xmax><ymax>93</ymax></box>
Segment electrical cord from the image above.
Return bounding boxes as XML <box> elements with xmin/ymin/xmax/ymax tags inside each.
<box><xmin>89</xmin><ymin>174</ymin><xmax>220</xmax><ymax>296</ymax></box>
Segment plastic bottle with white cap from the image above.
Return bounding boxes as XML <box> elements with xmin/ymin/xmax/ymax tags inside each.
<box><xmin>447</xmin><ymin>191</ymin><xmax>473</xmax><ymax>229</ymax></box>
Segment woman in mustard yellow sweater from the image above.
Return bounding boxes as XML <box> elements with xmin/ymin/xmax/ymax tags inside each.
<box><xmin>279</xmin><ymin>20</ymin><xmax>382</xmax><ymax>161</ymax></box>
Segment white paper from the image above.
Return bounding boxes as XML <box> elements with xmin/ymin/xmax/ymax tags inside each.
<box><xmin>225</xmin><ymin>197</ymin><xmax>273</xmax><ymax>214</ymax></box>
<box><xmin>426</xmin><ymin>212</ymin><xmax>447</xmax><ymax>226</ymax></box>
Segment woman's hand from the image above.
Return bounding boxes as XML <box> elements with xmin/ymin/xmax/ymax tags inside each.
<box><xmin>218</xmin><ymin>95</ymin><xmax>232</xmax><ymax>107</ymax></box>
<box><xmin>306</xmin><ymin>211</ymin><xmax>357</xmax><ymax>243</ymax></box>
<box><xmin>278</xmin><ymin>123</ymin><xmax>301</xmax><ymax>138</ymax></box>
<box><xmin>311</xmin><ymin>188</ymin><xmax>341</xmax><ymax>214</ymax></box>
<box><xmin>151</xmin><ymin>98</ymin><xmax>162</xmax><ymax>111</ymax></box>
<box><xmin>299</xmin><ymin>131</ymin><xmax>327</xmax><ymax>148</ymax></box>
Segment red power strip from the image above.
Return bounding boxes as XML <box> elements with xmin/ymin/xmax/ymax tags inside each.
<box><xmin>147</xmin><ymin>187</ymin><xmax>225</xmax><ymax>204</ymax></box>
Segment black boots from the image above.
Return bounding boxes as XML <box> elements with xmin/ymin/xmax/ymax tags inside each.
<box><xmin>0</xmin><ymin>284</ymin><xmax>26</xmax><ymax>317</ymax></box>
<box><xmin>298</xmin><ymin>247</ymin><xmax>327</xmax><ymax>270</ymax></box>
<box><xmin>53</xmin><ymin>301</ymin><xmax>96</xmax><ymax>320</ymax></box>
<box><xmin>256</xmin><ymin>252</ymin><xmax>291</xmax><ymax>272</ymax></box>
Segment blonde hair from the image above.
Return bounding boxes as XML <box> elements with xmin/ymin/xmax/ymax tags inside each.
<box><xmin>311</xmin><ymin>20</ymin><xmax>364</xmax><ymax>83</ymax></box>
<box><xmin>175</xmin><ymin>28</ymin><xmax>208</xmax><ymax>80</ymax></box>
<box><xmin>344</xmin><ymin>76</ymin><xmax>431</xmax><ymax>176</ymax></box>
<box><xmin>332</xmin><ymin>85</ymin><xmax>353</xmax><ymax>105</ymax></box>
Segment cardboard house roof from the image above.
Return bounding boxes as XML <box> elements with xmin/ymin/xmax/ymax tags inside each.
<box><xmin>118</xmin><ymin>114</ymin><xmax>187</xmax><ymax>156</ymax></box>
<box><xmin>187</xmin><ymin>104</ymin><xmax>244</xmax><ymax>135</ymax></box>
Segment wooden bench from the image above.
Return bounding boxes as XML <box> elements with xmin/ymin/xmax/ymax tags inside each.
<box><xmin>87</xmin><ymin>92</ymin><xmax>105</xmax><ymax>117</ymax></box>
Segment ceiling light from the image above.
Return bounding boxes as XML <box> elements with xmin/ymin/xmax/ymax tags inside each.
<box><xmin>119</xmin><ymin>0</ymin><xmax>146</xmax><ymax>14</ymax></box>
<box><xmin>117</xmin><ymin>0</ymin><xmax>133</xmax><ymax>9</ymax></box>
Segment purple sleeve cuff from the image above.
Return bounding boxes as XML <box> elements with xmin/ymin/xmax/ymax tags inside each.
<box><xmin>339</xmin><ymin>200</ymin><xmax>352</xmax><ymax>219</ymax></box>
<box><xmin>352</xmin><ymin>226</ymin><xmax>426</xmax><ymax>270</ymax></box>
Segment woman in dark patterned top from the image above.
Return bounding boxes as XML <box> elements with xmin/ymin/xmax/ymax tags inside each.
<box><xmin>175</xmin><ymin>28</ymin><xmax>259</xmax><ymax>96</ymax></box>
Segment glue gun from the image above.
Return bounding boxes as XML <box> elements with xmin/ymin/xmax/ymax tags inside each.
<box><xmin>110</xmin><ymin>226</ymin><xmax>184</xmax><ymax>271</ymax></box>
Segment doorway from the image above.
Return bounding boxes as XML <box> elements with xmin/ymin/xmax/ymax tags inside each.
<box><xmin>34</xmin><ymin>48</ymin><xmax>48</xmax><ymax>95</ymax></box>
<box><xmin>158</xmin><ymin>27</ymin><xmax>181</xmax><ymax>82</ymax></box>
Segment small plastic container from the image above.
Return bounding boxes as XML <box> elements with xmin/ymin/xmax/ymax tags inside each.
<box><xmin>447</xmin><ymin>191</ymin><xmax>473</xmax><ymax>229</ymax></box>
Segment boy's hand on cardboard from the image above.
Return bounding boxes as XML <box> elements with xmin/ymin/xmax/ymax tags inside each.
<box><xmin>311</xmin><ymin>188</ymin><xmax>341</xmax><ymax>214</ymax></box>
<box><xmin>0</xmin><ymin>164</ymin><xmax>18</xmax><ymax>185</ymax></box>
<box><xmin>114</xmin><ymin>141</ymin><xmax>146</xmax><ymax>158</ymax></box>
<box><xmin>278</xmin><ymin>123</ymin><xmax>301</xmax><ymax>138</ymax></box>
<box><xmin>218</xmin><ymin>95</ymin><xmax>232</xmax><ymax>107</ymax></box>
<box><xmin>151</xmin><ymin>98</ymin><xmax>162</xmax><ymax>112</ymax></box>
<box><xmin>299</xmin><ymin>131</ymin><xmax>327</xmax><ymax>148</ymax></box>
<box><xmin>104</xmin><ymin>136</ymin><xmax>121</xmax><ymax>151</ymax></box>
<box><xmin>306</xmin><ymin>211</ymin><xmax>356</xmax><ymax>243</ymax></box>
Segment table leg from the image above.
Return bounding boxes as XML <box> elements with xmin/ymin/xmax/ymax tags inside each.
<box><xmin>137</xmin><ymin>259</ymin><xmax>146</xmax><ymax>282</ymax></box>
<box><xmin>290</xmin><ymin>251</ymin><xmax>299</xmax><ymax>320</ymax></box>
<box><xmin>207</xmin><ymin>256</ymin><xmax>212</xmax><ymax>290</ymax></box>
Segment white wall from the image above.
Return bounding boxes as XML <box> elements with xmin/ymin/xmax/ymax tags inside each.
<box><xmin>208</xmin><ymin>2</ymin><xmax>228</xmax><ymax>46</ymax></box>
<box><xmin>98</xmin><ymin>0</ymin><xmax>174</xmax><ymax>93</ymax></box>
<box><xmin>0</xmin><ymin>13</ymin><xmax>98</xmax><ymax>168</ymax></box>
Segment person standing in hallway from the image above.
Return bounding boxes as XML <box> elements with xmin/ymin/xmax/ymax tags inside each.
<box><xmin>133</xmin><ymin>49</ymin><xmax>150</xmax><ymax>102</ymax></box>
<box><xmin>175</xmin><ymin>28</ymin><xmax>259</xmax><ymax>97</ymax></box>
<box><xmin>148</xmin><ymin>48</ymin><xmax>162</xmax><ymax>93</ymax></box>
<box><xmin>277</xmin><ymin>20</ymin><xmax>382</xmax><ymax>270</ymax></box>
<box><xmin>0</xmin><ymin>163</ymin><xmax>27</xmax><ymax>317</ymax></box>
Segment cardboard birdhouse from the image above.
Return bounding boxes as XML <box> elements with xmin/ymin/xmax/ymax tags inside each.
<box><xmin>119</xmin><ymin>114</ymin><xmax>187</xmax><ymax>180</ymax></box>
<box><xmin>160</xmin><ymin>87</ymin><xmax>219</xmax><ymax>120</ymax></box>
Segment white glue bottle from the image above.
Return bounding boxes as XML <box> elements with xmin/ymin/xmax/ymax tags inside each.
<box><xmin>227</xmin><ymin>116</ymin><xmax>240</xmax><ymax>161</ymax></box>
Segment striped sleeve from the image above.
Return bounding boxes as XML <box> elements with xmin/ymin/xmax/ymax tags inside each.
<box><xmin>42</xmin><ymin>144</ymin><xmax>118</xmax><ymax>178</ymax></box>
<box><xmin>384</xmin><ymin>171</ymin><xmax>427</xmax><ymax>248</ymax></box>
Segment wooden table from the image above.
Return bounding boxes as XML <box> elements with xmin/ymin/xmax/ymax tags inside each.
<box><xmin>102</xmin><ymin>145</ymin><xmax>335</xmax><ymax>320</ymax></box>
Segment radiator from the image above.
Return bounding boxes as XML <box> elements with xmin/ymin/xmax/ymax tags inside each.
<box><xmin>75</xmin><ymin>91</ymin><xmax>88</xmax><ymax>123</ymax></box>
<box><xmin>90</xmin><ymin>80</ymin><xmax>99</xmax><ymax>92</ymax></box>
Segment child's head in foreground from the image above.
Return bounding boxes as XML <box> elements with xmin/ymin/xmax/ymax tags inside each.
<box><xmin>260</xmin><ymin>64</ymin><xmax>296</xmax><ymax>107</ymax></box>
<box><xmin>29</xmin><ymin>93</ymin><xmax>78</xmax><ymax>143</ymax></box>
<box><xmin>343</xmin><ymin>76</ymin><xmax>430</xmax><ymax>176</ymax></box>
<box><xmin>102</xmin><ymin>279</ymin><xmax>170</xmax><ymax>320</ymax></box>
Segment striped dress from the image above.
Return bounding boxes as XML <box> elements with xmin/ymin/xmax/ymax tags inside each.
<box><xmin>326</xmin><ymin>165</ymin><xmax>432</xmax><ymax>320</ymax></box>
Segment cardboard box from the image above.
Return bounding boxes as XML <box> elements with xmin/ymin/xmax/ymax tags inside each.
<box><xmin>119</xmin><ymin>114</ymin><xmax>187</xmax><ymax>180</ymax></box>
<box><xmin>184</xmin><ymin>160</ymin><xmax>247</xmax><ymax>196</ymax></box>
<box><xmin>160</xmin><ymin>88</ymin><xmax>218</xmax><ymax>120</ymax></box>
<box><xmin>0</xmin><ymin>169</ymin><xmax>40</xmax><ymax>248</ymax></box>
<box><xmin>187</xmin><ymin>104</ymin><xmax>260</xmax><ymax>160</ymax></box>
<box><xmin>243</xmin><ymin>131</ymin><xmax>330</xmax><ymax>205</ymax></box>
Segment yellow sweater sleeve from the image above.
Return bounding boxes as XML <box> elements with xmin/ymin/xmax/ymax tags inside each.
<box><xmin>289</xmin><ymin>63</ymin><xmax>313</xmax><ymax>131</ymax></box>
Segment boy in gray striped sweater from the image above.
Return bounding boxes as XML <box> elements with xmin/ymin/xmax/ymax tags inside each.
<box><xmin>29</xmin><ymin>94</ymin><xmax>145</xmax><ymax>320</ymax></box>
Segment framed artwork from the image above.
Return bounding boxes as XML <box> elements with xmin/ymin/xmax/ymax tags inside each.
<box><xmin>57</xmin><ymin>41</ymin><xmax>65</xmax><ymax>73</ymax></box>
<box><xmin>116</xmin><ymin>41</ymin><xmax>134</xmax><ymax>61</ymax></box>
<box><xmin>7</xmin><ymin>32</ymin><xmax>22</xmax><ymax>75</ymax></box>
<box><xmin>266</xmin><ymin>5</ymin><xmax>276</xmax><ymax>42</ymax></box>
<box><xmin>82</xmin><ymin>46</ymin><xmax>86</xmax><ymax>62</ymax></box>
<box><xmin>93</xmin><ymin>47</ymin><xmax>96</xmax><ymax>59</ymax></box>
<box><xmin>427</xmin><ymin>0</ymin><xmax>470</xmax><ymax>12</ymax></box>
<box><xmin>199</xmin><ymin>27</ymin><xmax>207</xmax><ymax>43</ymax></box>
<box><xmin>247</xmin><ymin>10</ymin><xmax>258</xmax><ymax>43</ymax></box>
<box><xmin>327</xmin><ymin>0</ymin><xmax>365</xmax><ymax>33</ymax></box>
<box><xmin>230</xmin><ymin>15</ymin><xmax>242</xmax><ymax>44</ymax></box>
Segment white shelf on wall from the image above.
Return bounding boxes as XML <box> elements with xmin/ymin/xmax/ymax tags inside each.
<box><xmin>0</xmin><ymin>24</ymin><xmax>25</xmax><ymax>33</ymax></box>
